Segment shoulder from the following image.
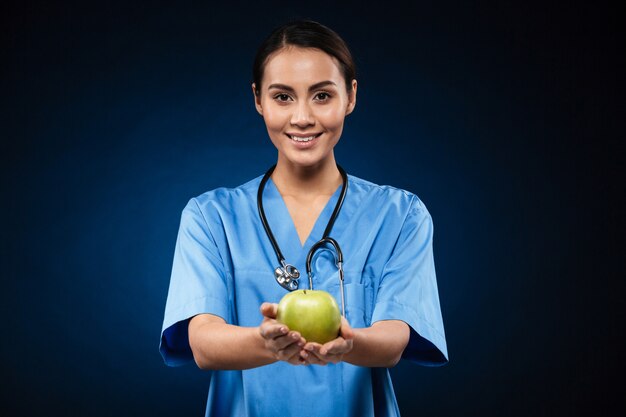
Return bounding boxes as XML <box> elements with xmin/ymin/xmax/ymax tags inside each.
<box><xmin>348</xmin><ymin>174</ymin><xmax>431</xmax><ymax>219</ymax></box>
<box><xmin>176</xmin><ymin>175</ymin><xmax>264</xmax><ymax>231</ymax></box>
<box><xmin>185</xmin><ymin>175</ymin><xmax>262</xmax><ymax>212</ymax></box>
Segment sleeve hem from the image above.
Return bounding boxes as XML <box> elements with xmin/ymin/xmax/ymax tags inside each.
<box><xmin>159</xmin><ymin>295</ymin><xmax>231</xmax><ymax>367</ymax></box>
<box><xmin>371</xmin><ymin>300</ymin><xmax>448</xmax><ymax>366</ymax></box>
<box><xmin>162</xmin><ymin>294</ymin><xmax>230</xmax><ymax>331</ymax></box>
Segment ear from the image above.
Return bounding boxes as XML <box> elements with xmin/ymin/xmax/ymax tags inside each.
<box><xmin>345</xmin><ymin>79</ymin><xmax>357</xmax><ymax>116</ymax></box>
<box><xmin>252</xmin><ymin>83</ymin><xmax>263</xmax><ymax>116</ymax></box>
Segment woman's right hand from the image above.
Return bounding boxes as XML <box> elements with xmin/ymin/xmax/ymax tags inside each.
<box><xmin>258</xmin><ymin>303</ymin><xmax>307</xmax><ymax>365</ymax></box>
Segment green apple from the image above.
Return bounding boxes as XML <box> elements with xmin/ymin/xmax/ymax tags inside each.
<box><xmin>276</xmin><ymin>289</ymin><xmax>341</xmax><ymax>344</ymax></box>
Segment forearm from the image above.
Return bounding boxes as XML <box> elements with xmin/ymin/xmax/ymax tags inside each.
<box><xmin>343</xmin><ymin>320</ymin><xmax>410</xmax><ymax>368</ymax></box>
<box><xmin>189</xmin><ymin>316</ymin><xmax>276</xmax><ymax>370</ymax></box>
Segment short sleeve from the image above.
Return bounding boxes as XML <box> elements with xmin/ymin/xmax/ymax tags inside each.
<box><xmin>159</xmin><ymin>198</ymin><xmax>231</xmax><ymax>366</ymax></box>
<box><xmin>371</xmin><ymin>197</ymin><xmax>449</xmax><ymax>366</ymax></box>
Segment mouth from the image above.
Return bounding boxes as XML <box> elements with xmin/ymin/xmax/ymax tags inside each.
<box><xmin>286</xmin><ymin>133</ymin><xmax>323</xmax><ymax>143</ymax></box>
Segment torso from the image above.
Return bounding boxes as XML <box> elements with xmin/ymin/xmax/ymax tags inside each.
<box><xmin>162</xmin><ymin>173</ymin><xmax>442</xmax><ymax>417</ymax></box>
<box><xmin>199</xmin><ymin>173</ymin><xmax>415</xmax><ymax>417</ymax></box>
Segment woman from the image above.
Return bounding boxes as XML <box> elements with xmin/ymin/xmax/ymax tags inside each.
<box><xmin>160</xmin><ymin>20</ymin><xmax>448</xmax><ymax>416</ymax></box>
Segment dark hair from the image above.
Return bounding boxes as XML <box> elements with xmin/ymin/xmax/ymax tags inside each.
<box><xmin>252</xmin><ymin>20</ymin><xmax>356</xmax><ymax>95</ymax></box>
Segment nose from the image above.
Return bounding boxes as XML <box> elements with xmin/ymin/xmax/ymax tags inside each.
<box><xmin>290</xmin><ymin>101</ymin><xmax>315</xmax><ymax>127</ymax></box>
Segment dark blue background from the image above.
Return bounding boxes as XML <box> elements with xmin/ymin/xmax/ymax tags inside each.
<box><xmin>2</xmin><ymin>1</ymin><xmax>622</xmax><ymax>416</ymax></box>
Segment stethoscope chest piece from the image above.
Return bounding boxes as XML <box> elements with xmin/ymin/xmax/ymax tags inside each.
<box><xmin>274</xmin><ymin>263</ymin><xmax>300</xmax><ymax>291</ymax></box>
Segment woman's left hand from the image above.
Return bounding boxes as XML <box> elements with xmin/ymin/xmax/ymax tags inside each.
<box><xmin>300</xmin><ymin>317</ymin><xmax>354</xmax><ymax>365</ymax></box>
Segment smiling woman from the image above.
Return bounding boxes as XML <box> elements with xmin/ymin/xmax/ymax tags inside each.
<box><xmin>159</xmin><ymin>20</ymin><xmax>448</xmax><ymax>417</ymax></box>
<box><xmin>253</xmin><ymin>47</ymin><xmax>356</xmax><ymax>173</ymax></box>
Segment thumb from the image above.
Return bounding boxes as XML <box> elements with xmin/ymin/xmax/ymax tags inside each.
<box><xmin>339</xmin><ymin>316</ymin><xmax>354</xmax><ymax>340</ymax></box>
<box><xmin>260</xmin><ymin>302</ymin><xmax>278</xmax><ymax>319</ymax></box>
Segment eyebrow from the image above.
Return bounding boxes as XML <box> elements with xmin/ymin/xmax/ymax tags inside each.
<box><xmin>267</xmin><ymin>80</ymin><xmax>337</xmax><ymax>92</ymax></box>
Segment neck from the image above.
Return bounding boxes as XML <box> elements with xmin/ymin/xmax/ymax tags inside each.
<box><xmin>271</xmin><ymin>155</ymin><xmax>342</xmax><ymax>197</ymax></box>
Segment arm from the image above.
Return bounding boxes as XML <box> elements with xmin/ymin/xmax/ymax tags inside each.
<box><xmin>345</xmin><ymin>320</ymin><xmax>410</xmax><ymax>367</ymax></box>
<box><xmin>188</xmin><ymin>303</ymin><xmax>307</xmax><ymax>370</ymax></box>
<box><xmin>303</xmin><ymin>319</ymin><xmax>410</xmax><ymax>368</ymax></box>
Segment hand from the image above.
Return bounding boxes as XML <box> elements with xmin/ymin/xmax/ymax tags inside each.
<box><xmin>258</xmin><ymin>302</ymin><xmax>307</xmax><ymax>365</ymax></box>
<box><xmin>300</xmin><ymin>317</ymin><xmax>354</xmax><ymax>365</ymax></box>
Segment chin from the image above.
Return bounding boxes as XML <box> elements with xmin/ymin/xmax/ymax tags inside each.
<box><xmin>283</xmin><ymin>153</ymin><xmax>332</xmax><ymax>169</ymax></box>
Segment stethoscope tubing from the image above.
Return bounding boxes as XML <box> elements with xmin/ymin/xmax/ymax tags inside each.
<box><xmin>257</xmin><ymin>165</ymin><xmax>287</xmax><ymax>267</ymax></box>
<box><xmin>306</xmin><ymin>236</ymin><xmax>345</xmax><ymax>317</ymax></box>
<box><xmin>257</xmin><ymin>164</ymin><xmax>348</xmax><ymax>316</ymax></box>
<box><xmin>257</xmin><ymin>164</ymin><xmax>348</xmax><ymax>270</ymax></box>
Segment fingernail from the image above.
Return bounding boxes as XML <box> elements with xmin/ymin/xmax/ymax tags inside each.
<box><xmin>320</xmin><ymin>349</ymin><xmax>327</xmax><ymax>355</ymax></box>
<box><xmin>281</xmin><ymin>327</ymin><xmax>287</xmax><ymax>334</ymax></box>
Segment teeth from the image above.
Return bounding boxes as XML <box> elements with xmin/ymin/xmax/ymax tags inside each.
<box><xmin>289</xmin><ymin>135</ymin><xmax>317</xmax><ymax>142</ymax></box>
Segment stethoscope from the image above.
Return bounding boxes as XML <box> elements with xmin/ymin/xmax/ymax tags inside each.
<box><xmin>257</xmin><ymin>164</ymin><xmax>348</xmax><ymax>316</ymax></box>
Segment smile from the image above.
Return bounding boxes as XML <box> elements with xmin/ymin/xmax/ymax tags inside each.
<box><xmin>287</xmin><ymin>133</ymin><xmax>322</xmax><ymax>142</ymax></box>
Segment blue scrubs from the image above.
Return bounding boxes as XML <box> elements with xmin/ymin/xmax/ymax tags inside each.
<box><xmin>160</xmin><ymin>174</ymin><xmax>448</xmax><ymax>417</ymax></box>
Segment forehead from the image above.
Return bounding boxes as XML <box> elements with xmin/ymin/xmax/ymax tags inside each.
<box><xmin>262</xmin><ymin>47</ymin><xmax>344</xmax><ymax>87</ymax></box>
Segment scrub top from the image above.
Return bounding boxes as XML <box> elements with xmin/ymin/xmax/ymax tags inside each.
<box><xmin>160</xmin><ymin>173</ymin><xmax>448</xmax><ymax>417</ymax></box>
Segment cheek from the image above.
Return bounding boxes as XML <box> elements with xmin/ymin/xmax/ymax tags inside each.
<box><xmin>317</xmin><ymin>107</ymin><xmax>346</xmax><ymax>129</ymax></box>
<box><xmin>262</xmin><ymin>110</ymin><xmax>286</xmax><ymax>132</ymax></box>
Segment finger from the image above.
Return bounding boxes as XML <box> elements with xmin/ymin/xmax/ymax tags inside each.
<box><xmin>260</xmin><ymin>302</ymin><xmax>278</xmax><ymax>319</ymax></box>
<box><xmin>276</xmin><ymin>339</ymin><xmax>305</xmax><ymax>362</ymax></box>
<box><xmin>321</xmin><ymin>338</ymin><xmax>353</xmax><ymax>356</ymax></box>
<box><xmin>303</xmin><ymin>342</ymin><xmax>323</xmax><ymax>355</ymax></box>
<box><xmin>288</xmin><ymin>351</ymin><xmax>308</xmax><ymax>366</ymax></box>
<box><xmin>271</xmin><ymin>331</ymin><xmax>303</xmax><ymax>351</ymax></box>
<box><xmin>300</xmin><ymin>349</ymin><xmax>327</xmax><ymax>366</ymax></box>
<box><xmin>303</xmin><ymin>343</ymin><xmax>331</xmax><ymax>364</ymax></box>
<box><xmin>288</xmin><ymin>355</ymin><xmax>307</xmax><ymax>366</ymax></box>
<box><xmin>259</xmin><ymin>322</ymin><xmax>288</xmax><ymax>339</ymax></box>
<box><xmin>311</xmin><ymin>345</ymin><xmax>343</xmax><ymax>364</ymax></box>
<box><xmin>301</xmin><ymin>345</ymin><xmax>328</xmax><ymax>365</ymax></box>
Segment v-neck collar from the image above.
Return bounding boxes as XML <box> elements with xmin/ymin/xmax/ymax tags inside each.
<box><xmin>263</xmin><ymin>177</ymin><xmax>343</xmax><ymax>268</ymax></box>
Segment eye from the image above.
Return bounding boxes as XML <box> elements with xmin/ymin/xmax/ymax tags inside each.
<box><xmin>314</xmin><ymin>92</ymin><xmax>332</xmax><ymax>102</ymax></box>
<box><xmin>273</xmin><ymin>93</ymin><xmax>292</xmax><ymax>102</ymax></box>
